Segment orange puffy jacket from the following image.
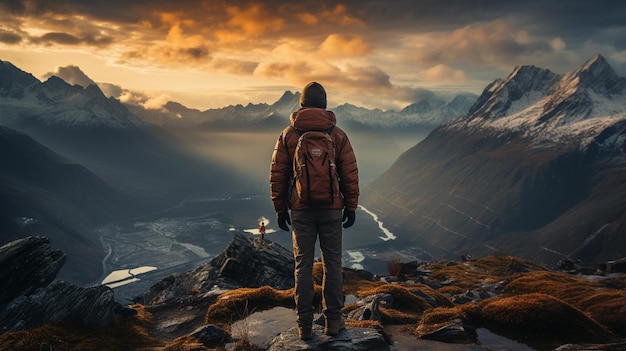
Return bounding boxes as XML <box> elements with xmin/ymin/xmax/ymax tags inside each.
<box><xmin>270</xmin><ymin>108</ymin><xmax>359</xmax><ymax>213</ymax></box>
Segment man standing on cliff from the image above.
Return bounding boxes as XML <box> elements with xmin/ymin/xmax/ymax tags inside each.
<box><xmin>269</xmin><ymin>82</ymin><xmax>359</xmax><ymax>340</ymax></box>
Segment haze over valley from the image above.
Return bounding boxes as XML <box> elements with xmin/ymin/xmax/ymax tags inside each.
<box><xmin>1</xmin><ymin>58</ymin><xmax>459</xmax><ymax>289</ymax></box>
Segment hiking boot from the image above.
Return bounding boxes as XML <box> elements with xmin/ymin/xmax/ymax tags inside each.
<box><xmin>298</xmin><ymin>325</ymin><xmax>312</xmax><ymax>340</ymax></box>
<box><xmin>324</xmin><ymin>317</ymin><xmax>345</xmax><ymax>336</ymax></box>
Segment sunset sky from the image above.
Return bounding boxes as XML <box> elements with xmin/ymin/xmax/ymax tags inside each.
<box><xmin>1</xmin><ymin>0</ymin><xmax>624</xmax><ymax>111</ymax></box>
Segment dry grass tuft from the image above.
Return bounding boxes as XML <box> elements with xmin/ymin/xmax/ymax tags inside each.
<box><xmin>205</xmin><ymin>286</ymin><xmax>295</xmax><ymax>329</ymax></box>
<box><xmin>378</xmin><ymin>307</ymin><xmax>421</xmax><ymax>324</ymax></box>
<box><xmin>162</xmin><ymin>335</ymin><xmax>214</xmax><ymax>351</ymax></box>
<box><xmin>414</xmin><ymin>305</ymin><xmax>476</xmax><ymax>337</ymax></box>
<box><xmin>355</xmin><ymin>284</ymin><xmax>439</xmax><ymax>324</ymax></box>
<box><xmin>504</xmin><ymin>271</ymin><xmax>626</xmax><ymax>336</ymax></box>
<box><xmin>436</xmin><ymin>285</ymin><xmax>466</xmax><ymax>295</ymax></box>
<box><xmin>480</xmin><ymin>293</ymin><xmax>616</xmax><ymax>347</ymax></box>
<box><xmin>0</xmin><ymin>304</ymin><xmax>162</xmax><ymax>351</ymax></box>
<box><xmin>426</xmin><ymin>255</ymin><xmax>545</xmax><ymax>290</ymax></box>
<box><xmin>343</xmin><ymin>273</ymin><xmax>384</xmax><ymax>296</ymax></box>
<box><xmin>402</xmin><ymin>283</ymin><xmax>455</xmax><ymax>308</ymax></box>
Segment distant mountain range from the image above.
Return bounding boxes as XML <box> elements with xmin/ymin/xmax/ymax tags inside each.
<box><xmin>363</xmin><ymin>54</ymin><xmax>626</xmax><ymax>265</ymax></box>
<box><xmin>126</xmin><ymin>89</ymin><xmax>477</xmax><ymax>132</ymax></box>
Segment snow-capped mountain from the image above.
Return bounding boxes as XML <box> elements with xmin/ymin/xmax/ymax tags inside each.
<box><xmin>128</xmin><ymin>87</ymin><xmax>476</xmax><ymax>131</ymax></box>
<box><xmin>457</xmin><ymin>54</ymin><xmax>626</xmax><ymax>151</ymax></box>
<box><xmin>362</xmin><ymin>54</ymin><xmax>626</xmax><ymax>266</ymax></box>
<box><xmin>127</xmin><ymin>90</ymin><xmax>298</xmax><ymax>131</ymax></box>
<box><xmin>331</xmin><ymin>93</ymin><xmax>477</xmax><ymax>129</ymax></box>
<box><xmin>0</xmin><ymin>60</ymin><xmax>142</xmax><ymax>129</ymax></box>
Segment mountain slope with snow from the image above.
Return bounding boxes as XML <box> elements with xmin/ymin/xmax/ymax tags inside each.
<box><xmin>127</xmin><ymin>88</ymin><xmax>476</xmax><ymax>131</ymax></box>
<box><xmin>362</xmin><ymin>55</ymin><xmax>626</xmax><ymax>266</ymax></box>
<box><xmin>458</xmin><ymin>54</ymin><xmax>626</xmax><ymax>151</ymax></box>
<box><xmin>0</xmin><ymin>60</ymin><xmax>142</xmax><ymax>129</ymax></box>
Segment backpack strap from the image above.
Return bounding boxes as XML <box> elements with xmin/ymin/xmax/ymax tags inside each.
<box><xmin>291</xmin><ymin>126</ymin><xmax>334</xmax><ymax>136</ymax></box>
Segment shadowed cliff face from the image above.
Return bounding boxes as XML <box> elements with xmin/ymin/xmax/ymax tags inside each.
<box><xmin>0</xmin><ymin>237</ymin><xmax>126</xmax><ymax>333</ymax></box>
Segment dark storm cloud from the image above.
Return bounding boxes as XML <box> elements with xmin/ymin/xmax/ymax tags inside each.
<box><xmin>342</xmin><ymin>0</ymin><xmax>624</xmax><ymax>33</ymax></box>
<box><xmin>0</xmin><ymin>0</ymin><xmax>77</xmax><ymax>16</ymax></box>
<box><xmin>179</xmin><ymin>46</ymin><xmax>210</xmax><ymax>60</ymax></box>
<box><xmin>31</xmin><ymin>32</ymin><xmax>113</xmax><ymax>46</ymax></box>
<box><xmin>3</xmin><ymin>0</ymin><xmax>622</xmax><ymax>35</ymax></box>
<box><xmin>0</xmin><ymin>29</ymin><xmax>22</xmax><ymax>44</ymax></box>
<box><xmin>4</xmin><ymin>0</ymin><xmax>623</xmax><ymax>51</ymax></box>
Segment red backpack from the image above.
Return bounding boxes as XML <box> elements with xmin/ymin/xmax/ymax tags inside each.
<box><xmin>292</xmin><ymin>127</ymin><xmax>340</xmax><ymax>207</ymax></box>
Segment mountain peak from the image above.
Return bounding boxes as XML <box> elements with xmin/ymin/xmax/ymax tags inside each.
<box><xmin>0</xmin><ymin>59</ymin><xmax>40</xmax><ymax>98</ymax></box>
<box><xmin>581</xmin><ymin>54</ymin><xmax>609</xmax><ymax>72</ymax></box>
<box><xmin>460</xmin><ymin>55</ymin><xmax>626</xmax><ymax>151</ymax></box>
<box><xmin>467</xmin><ymin>64</ymin><xmax>559</xmax><ymax>120</ymax></box>
<box><xmin>572</xmin><ymin>53</ymin><xmax>624</xmax><ymax>95</ymax></box>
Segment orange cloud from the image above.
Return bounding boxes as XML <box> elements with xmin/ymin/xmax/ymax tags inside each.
<box><xmin>422</xmin><ymin>64</ymin><xmax>466</xmax><ymax>81</ymax></box>
<box><xmin>216</xmin><ymin>3</ymin><xmax>284</xmax><ymax>42</ymax></box>
<box><xmin>297</xmin><ymin>12</ymin><xmax>318</xmax><ymax>25</ymax></box>
<box><xmin>322</xmin><ymin>4</ymin><xmax>365</xmax><ymax>27</ymax></box>
<box><xmin>319</xmin><ymin>34</ymin><xmax>370</xmax><ymax>58</ymax></box>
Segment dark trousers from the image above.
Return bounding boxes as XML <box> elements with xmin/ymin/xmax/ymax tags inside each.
<box><xmin>291</xmin><ymin>209</ymin><xmax>343</xmax><ymax>327</ymax></box>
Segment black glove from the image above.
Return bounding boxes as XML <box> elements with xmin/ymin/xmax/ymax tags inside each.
<box><xmin>342</xmin><ymin>209</ymin><xmax>355</xmax><ymax>228</ymax></box>
<box><xmin>277</xmin><ymin>212</ymin><xmax>291</xmax><ymax>231</ymax></box>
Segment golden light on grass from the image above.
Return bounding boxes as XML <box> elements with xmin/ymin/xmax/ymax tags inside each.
<box><xmin>505</xmin><ymin>271</ymin><xmax>626</xmax><ymax>337</ymax></box>
<box><xmin>426</xmin><ymin>255</ymin><xmax>545</xmax><ymax>290</ymax></box>
<box><xmin>480</xmin><ymin>293</ymin><xmax>617</xmax><ymax>347</ymax></box>
<box><xmin>414</xmin><ymin>304</ymin><xmax>480</xmax><ymax>337</ymax></box>
<box><xmin>205</xmin><ymin>286</ymin><xmax>295</xmax><ymax>329</ymax></box>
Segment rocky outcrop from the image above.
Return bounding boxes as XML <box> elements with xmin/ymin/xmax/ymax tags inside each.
<box><xmin>211</xmin><ymin>233</ymin><xmax>294</xmax><ymax>290</ymax></box>
<box><xmin>0</xmin><ymin>236</ymin><xmax>66</xmax><ymax>306</ymax></box>
<box><xmin>0</xmin><ymin>237</ymin><xmax>126</xmax><ymax>333</ymax></box>
<box><xmin>416</xmin><ymin>318</ymin><xmax>477</xmax><ymax>344</ymax></box>
<box><xmin>268</xmin><ymin>324</ymin><xmax>390</xmax><ymax>351</ymax></box>
<box><xmin>140</xmin><ymin>233</ymin><xmax>294</xmax><ymax>305</ymax></box>
<box><xmin>189</xmin><ymin>324</ymin><xmax>230</xmax><ymax>347</ymax></box>
<box><xmin>346</xmin><ymin>293</ymin><xmax>390</xmax><ymax>322</ymax></box>
<box><xmin>138</xmin><ymin>234</ymin><xmax>295</xmax><ymax>340</ymax></box>
<box><xmin>0</xmin><ymin>281</ymin><xmax>124</xmax><ymax>332</ymax></box>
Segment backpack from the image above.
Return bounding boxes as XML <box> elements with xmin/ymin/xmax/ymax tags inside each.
<box><xmin>292</xmin><ymin>127</ymin><xmax>340</xmax><ymax>207</ymax></box>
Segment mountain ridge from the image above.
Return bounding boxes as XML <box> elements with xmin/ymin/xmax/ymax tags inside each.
<box><xmin>0</xmin><ymin>60</ymin><xmax>143</xmax><ymax>129</ymax></box>
<box><xmin>363</xmin><ymin>54</ymin><xmax>626</xmax><ymax>266</ymax></box>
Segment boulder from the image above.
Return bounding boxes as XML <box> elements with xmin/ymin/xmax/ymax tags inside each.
<box><xmin>140</xmin><ymin>233</ymin><xmax>294</xmax><ymax>305</ymax></box>
<box><xmin>211</xmin><ymin>233</ymin><xmax>294</xmax><ymax>289</ymax></box>
<box><xmin>0</xmin><ymin>281</ymin><xmax>122</xmax><ymax>332</ymax></box>
<box><xmin>346</xmin><ymin>293</ymin><xmax>392</xmax><ymax>322</ymax></box>
<box><xmin>417</xmin><ymin>318</ymin><xmax>477</xmax><ymax>344</ymax></box>
<box><xmin>0</xmin><ymin>236</ymin><xmax>65</xmax><ymax>307</ymax></box>
<box><xmin>268</xmin><ymin>324</ymin><xmax>390</xmax><ymax>351</ymax></box>
<box><xmin>0</xmin><ymin>236</ymin><xmax>128</xmax><ymax>333</ymax></box>
<box><xmin>190</xmin><ymin>324</ymin><xmax>230</xmax><ymax>347</ymax></box>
